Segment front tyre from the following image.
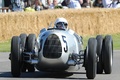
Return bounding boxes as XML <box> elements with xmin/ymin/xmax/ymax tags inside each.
<box><xmin>11</xmin><ymin>36</ymin><xmax>21</xmax><ymax>77</ymax></box>
<box><xmin>86</xmin><ymin>38</ymin><xmax>97</xmax><ymax>79</ymax></box>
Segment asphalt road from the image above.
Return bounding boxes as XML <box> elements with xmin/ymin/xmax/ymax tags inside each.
<box><xmin>0</xmin><ymin>50</ymin><xmax>120</xmax><ymax>80</ymax></box>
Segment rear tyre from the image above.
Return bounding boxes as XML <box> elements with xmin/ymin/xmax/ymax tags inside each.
<box><xmin>102</xmin><ymin>35</ymin><xmax>113</xmax><ymax>74</ymax></box>
<box><xmin>20</xmin><ymin>33</ymin><xmax>27</xmax><ymax>50</ymax></box>
<box><xmin>86</xmin><ymin>38</ymin><xmax>97</xmax><ymax>79</ymax></box>
<box><xmin>11</xmin><ymin>36</ymin><xmax>21</xmax><ymax>77</ymax></box>
<box><xmin>27</xmin><ymin>34</ymin><xmax>36</xmax><ymax>72</ymax></box>
<box><xmin>19</xmin><ymin>33</ymin><xmax>27</xmax><ymax>72</ymax></box>
<box><xmin>96</xmin><ymin>35</ymin><xmax>103</xmax><ymax>74</ymax></box>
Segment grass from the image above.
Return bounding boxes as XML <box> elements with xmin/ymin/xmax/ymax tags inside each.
<box><xmin>0</xmin><ymin>33</ymin><xmax>120</xmax><ymax>52</ymax></box>
<box><xmin>111</xmin><ymin>33</ymin><xmax>120</xmax><ymax>50</ymax></box>
<box><xmin>0</xmin><ymin>40</ymin><xmax>11</xmax><ymax>52</ymax></box>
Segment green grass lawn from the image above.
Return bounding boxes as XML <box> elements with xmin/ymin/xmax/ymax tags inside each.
<box><xmin>111</xmin><ymin>33</ymin><xmax>120</xmax><ymax>50</ymax></box>
<box><xmin>0</xmin><ymin>33</ymin><xmax>120</xmax><ymax>52</ymax></box>
<box><xmin>0</xmin><ymin>40</ymin><xmax>11</xmax><ymax>52</ymax></box>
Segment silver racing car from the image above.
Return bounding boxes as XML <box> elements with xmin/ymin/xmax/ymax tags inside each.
<box><xmin>10</xmin><ymin>18</ymin><xmax>113</xmax><ymax>79</ymax></box>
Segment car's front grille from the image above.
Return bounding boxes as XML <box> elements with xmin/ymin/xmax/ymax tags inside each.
<box><xmin>43</xmin><ymin>34</ymin><xmax>62</xmax><ymax>58</ymax></box>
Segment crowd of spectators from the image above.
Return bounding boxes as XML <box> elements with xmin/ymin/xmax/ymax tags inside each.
<box><xmin>1</xmin><ymin>0</ymin><xmax>120</xmax><ymax>12</ymax></box>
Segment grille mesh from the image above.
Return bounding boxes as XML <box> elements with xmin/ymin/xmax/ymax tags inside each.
<box><xmin>43</xmin><ymin>34</ymin><xmax>62</xmax><ymax>58</ymax></box>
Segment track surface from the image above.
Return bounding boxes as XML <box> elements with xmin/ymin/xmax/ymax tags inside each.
<box><xmin>0</xmin><ymin>50</ymin><xmax>120</xmax><ymax>80</ymax></box>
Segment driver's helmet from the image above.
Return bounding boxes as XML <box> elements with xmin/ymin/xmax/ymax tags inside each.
<box><xmin>54</xmin><ymin>17</ymin><xmax>68</xmax><ymax>30</ymax></box>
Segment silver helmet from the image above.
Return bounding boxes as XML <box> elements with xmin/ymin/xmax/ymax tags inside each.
<box><xmin>54</xmin><ymin>17</ymin><xmax>68</xmax><ymax>30</ymax></box>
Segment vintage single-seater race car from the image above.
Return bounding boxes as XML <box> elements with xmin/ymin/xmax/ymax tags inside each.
<box><xmin>10</xmin><ymin>26</ymin><xmax>113</xmax><ymax>79</ymax></box>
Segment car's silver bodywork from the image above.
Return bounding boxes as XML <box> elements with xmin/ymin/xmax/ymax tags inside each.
<box><xmin>35</xmin><ymin>28</ymin><xmax>84</xmax><ymax>72</ymax></box>
<box><xmin>10</xmin><ymin>26</ymin><xmax>113</xmax><ymax>79</ymax></box>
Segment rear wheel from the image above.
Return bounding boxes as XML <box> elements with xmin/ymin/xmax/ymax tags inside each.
<box><xmin>96</xmin><ymin>35</ymin><xmax>103</xmax><ymax>74</ymax></box>
<box><xmin>27</xmin><ymin>34</ymin><xmax>36</xmax><ymax>72</ymax></box>
<box><xmin>19</xmin><ymin>33</ymin><xmax>27</xmax><ymax>72</ymax></box>
<box><xmin>102</xmin><ymin>35</ymin><xmax>113</xmax><ymax>74</ymax></box>
<box><xmin>20</xmin><ymin>33</ymin><xmax>27</xmax><ymax>50</ymax></box>
<box><xmin>11</xmin><ymin>36</ymin><xmax>21</xmax><ymax>77</ymax></box>
<box><xmin>86</xmin><ymin>38</ymin><xmax>97</xmax><ymax>79</ymax></box>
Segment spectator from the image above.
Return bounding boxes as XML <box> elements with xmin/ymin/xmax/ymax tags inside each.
<box><xmin>47</xmin><ymin>0</ymin><xmax>51</xmax><ymax>5</ymax></box>
<box><xmin>102</xmin><ymin>0</ymin><xmax>120</xmax><ymax>8</ymax></box>
<box><xmin>40</xmin><ymin>0</ymin><xmax>46</xmax><ymax>6</ymax></box>
<box><xmin>61</xmin><ymin>0</ymin><xmax>69</xmax><ymax>9</ymax></box>
<box><xmin>24</xmin><ymin>0</ymin><xmax>31</xmax><ymax>7</ymax></box>
<box><xmin>31</xmin><ymin>0</ymin><xmax>43</xmax><ymax>11</ymax></box>
<box><xmin>46</xmin><ymin>0</ymin><xmax>59</xmax><ymax>9</ymax></box>
<box><xmin>4</xmin><ymin>0</ymin><xmax>11</xmax><ymax>7</ymax></box>
<box><xmin>65</xmin><ymin>0</ymin><xmax>83</xmax><ymax>9</ymax></box>
<box><xmin>10</xmin><ymin>0</ymin><xmax>22</xmax><ymax>11</ymax></box>
<box><xmin>46</xmin><ymin>0</ymin><xmax>52</xmax><ymax>9</ymax></box>
<box><xmin>81</xmin><ymin>0</ymin><xmax>91</xmax><ymax>8</ymax></box>
<box><xmin>61</xmin><ymin>0</ymin><xmax>67</xmax><ymax>6</ymax></box>
<box><xmin>93</xmin><ymin>0</ymin><xmax>103</xmax><ymax>7</ymax></box>
<box><xmin>21</xmin><ymin>0</ymin><xmax>25</xmax><ymax>10</ymax></box>
<box><xmin>53</xmin><ymin>0</ymin><xmax>59</xmax><ymax>6</ymax></box>
<box><xmin>24</xmin><ymin>0</ymin><xmax>35</xmax><ymax>12</ymax></box>
<box><xmin>52</xmin><ymin>0</ymin><xmax>59</xmax><ymax>9</ymax></box>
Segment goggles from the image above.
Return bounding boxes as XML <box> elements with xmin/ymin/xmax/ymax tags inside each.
<box><xmin>56</xmin><ymin>22</ymin><xmax>67</xmax><ymax>29</ymax></box>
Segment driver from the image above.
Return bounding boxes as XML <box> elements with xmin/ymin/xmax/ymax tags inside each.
<box><xmin>54</xmin><ymin>17</ymin><xmax>83</xmax><ymax>44</ymax></box>
<box><xmin>54</xmin><ymin>17</ymin><xmax>68</xmax><ymax>30</ymax></box>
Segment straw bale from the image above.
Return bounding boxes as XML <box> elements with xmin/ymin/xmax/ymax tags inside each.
<box><xmin>0</xmin><ymin>8</ymin><xmax>120</xmax><ymax>41</ymax></box>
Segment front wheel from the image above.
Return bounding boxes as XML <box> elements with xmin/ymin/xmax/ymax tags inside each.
<box><xmin>86</xmin><ymin>38</ymin><xmax>97</xmax><ymax>79</ymax></box>
<box><xmin>11</xmin><ymin>36</ymin><xmax>21</xmax><ymax>77</ymax></box>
